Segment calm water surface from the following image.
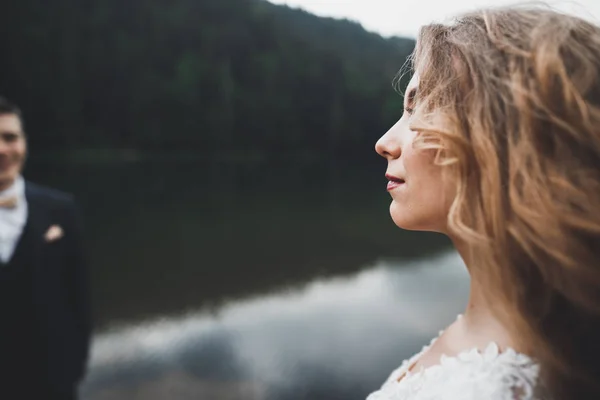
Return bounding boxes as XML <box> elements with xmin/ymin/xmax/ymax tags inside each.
<box><xmin>26</xmin><ymin>159</ymin><xmax>461</xmax><ymax>400</ymax></box>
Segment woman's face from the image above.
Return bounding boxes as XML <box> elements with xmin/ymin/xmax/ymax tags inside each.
<box><xmin>375</xmin><ymin>74</ymin><xmax>454</xmax><ymax>233</ymax></box>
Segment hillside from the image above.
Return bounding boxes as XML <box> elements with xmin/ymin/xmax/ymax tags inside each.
<box><xmin>0</xmin><ymin>0</ymin><xmax>415</xmax><ymax>159</ymax></box>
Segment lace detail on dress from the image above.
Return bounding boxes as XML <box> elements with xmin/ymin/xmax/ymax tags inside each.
<box><xmin>367</xmin><ymin>323</ymin><xmax>540</xmax><ymax>400</ymax></box>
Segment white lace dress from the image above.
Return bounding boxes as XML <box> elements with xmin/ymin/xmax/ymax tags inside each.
<box><xmin>367</xmin><ymin>319</ymin><xmax>540</xmax><ymax>400</ymax></box>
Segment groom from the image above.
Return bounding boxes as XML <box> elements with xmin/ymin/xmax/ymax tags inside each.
<box><xmin>0</xmin><ymin>97</ymin><xmax>92</xmax><ymax>399</ymax></box>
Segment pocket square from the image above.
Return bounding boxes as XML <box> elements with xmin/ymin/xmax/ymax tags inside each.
<box><xmin>44</xmin><ymin>225</ymin><xmax>64</xmax><ymax>242</ymax></box>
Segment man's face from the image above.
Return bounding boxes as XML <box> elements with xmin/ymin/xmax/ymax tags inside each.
<box><xmin>0</xmin><ymin>114</ymin><xmax>27</xmax><ymax>191</ymax></box>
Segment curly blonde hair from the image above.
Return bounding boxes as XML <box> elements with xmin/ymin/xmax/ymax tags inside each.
<box><xmin>405</xmin><ymin>5</ymin><xmax>600</xmax><ymax>399</ymax></box>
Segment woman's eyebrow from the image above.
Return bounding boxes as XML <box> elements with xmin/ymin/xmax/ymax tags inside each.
<box><xmin>404</xmin><ymin>87</ymin><xmax>418</xmax><ymax>109</ymax></box>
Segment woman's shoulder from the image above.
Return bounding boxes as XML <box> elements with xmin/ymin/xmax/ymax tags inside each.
<box><xmin>367</xmin><ymin>343</ymin><xmax>540</xmax><ymax>400</ymax></box>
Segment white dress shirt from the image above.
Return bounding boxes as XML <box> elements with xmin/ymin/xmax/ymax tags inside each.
<box><xmin>0</xmin><ymin>176</ymin><xmax>27</xmax><ymax>263</ymax></box>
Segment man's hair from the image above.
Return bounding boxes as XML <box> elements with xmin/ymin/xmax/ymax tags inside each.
<box><xmin>0</xmin><ymin>97</ymin><xmax>22</xmax><ymax>119</ymax></box>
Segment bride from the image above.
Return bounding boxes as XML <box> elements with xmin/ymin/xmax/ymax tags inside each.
<box><xmin>370</xmin><ymin>5</ymin><xmax>600</xmax><ymax>400</ymax></box>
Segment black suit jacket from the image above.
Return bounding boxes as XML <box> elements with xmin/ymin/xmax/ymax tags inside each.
<box><xmin>22</xmin><ymin>181</ymin><xmax>92</xmax><ymax>390</ymax></box>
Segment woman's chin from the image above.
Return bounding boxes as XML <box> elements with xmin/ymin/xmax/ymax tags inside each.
<box><xmin>389</xmin><ymin>201</ymin><xmax>443</xmax><ymax>232</ymax></box>
<box><xmin>389</xmin><ymin>202</ymin><xmax>419</xmax><ymax>230</ymax></box>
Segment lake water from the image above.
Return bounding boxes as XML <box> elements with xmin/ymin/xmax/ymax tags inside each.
<box><xmin>26</xmin><ymin>159</ymin><xmax>465</xmax><ymax>400</ymax></box>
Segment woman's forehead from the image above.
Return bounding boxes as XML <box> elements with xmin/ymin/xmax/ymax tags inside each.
<box><xmin>404</xmin><ymin>73</ymin><xmax>420</xmax><ymax>104</ymax></box>
<box><xmin>405</xmin><ymin>73</ymin><xmax>420</xmax><ymax>95</ymax></box>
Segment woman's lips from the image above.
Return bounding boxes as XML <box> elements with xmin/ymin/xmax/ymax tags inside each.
<box><xmin>385</xmin><ymin>174</ymin><xmax>405</xmax><ymax>191</ymax></box>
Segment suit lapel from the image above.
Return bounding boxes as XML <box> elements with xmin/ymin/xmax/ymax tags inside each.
<box><xmin>22</xmin><ymin>183</ymin><xmax>49</xmax><ymax>270</ymax></box>
<box><xmin>9</xmin><ymin>215</ymin><xmax>33</xmax><ymax>266</ymax></box>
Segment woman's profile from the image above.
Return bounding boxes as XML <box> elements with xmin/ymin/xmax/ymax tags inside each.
<box><xmin>370</xmin><ymin>4</ymin><xmax>600</xmax><ymax>400</ymax></box>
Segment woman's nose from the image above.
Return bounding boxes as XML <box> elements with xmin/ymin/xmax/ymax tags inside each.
<box><xmin>375</xmin><ymin>124</ymin><xmax>402</xmax><ymax>160</ymax></box>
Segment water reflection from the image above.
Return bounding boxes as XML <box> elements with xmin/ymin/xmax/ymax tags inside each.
<box><xmin>26</xmin><ymin>160</ymin><xmax>451</xmax><ymax>328</ymax></box>
<box><xmin>82</xmin><ymin>250</ymin><xmax>468</xmax><ymax>400</ymax></box>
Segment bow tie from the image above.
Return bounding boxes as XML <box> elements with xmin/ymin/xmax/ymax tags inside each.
<box><xmin>0</xmin><ymin>196</ymin><xmax>18</xmax><ymax>209</ymax></box>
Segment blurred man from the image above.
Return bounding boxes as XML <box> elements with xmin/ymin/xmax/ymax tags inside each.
<box><xmin>0</xmin><ymin>97</ymin><xmax>91</xmax><ymax>399</ymax></box>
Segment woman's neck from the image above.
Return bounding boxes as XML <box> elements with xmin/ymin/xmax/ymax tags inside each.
<box><xmin>451</xmin><ymin>237</ymin><xmax>517</xmax><ymax>351</ymax></box>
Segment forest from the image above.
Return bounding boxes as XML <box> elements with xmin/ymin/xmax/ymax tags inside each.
<box><xmin>1</xmin><ymin>0</ymin><xmax>415</xmax><ymax>160</ymax></box>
